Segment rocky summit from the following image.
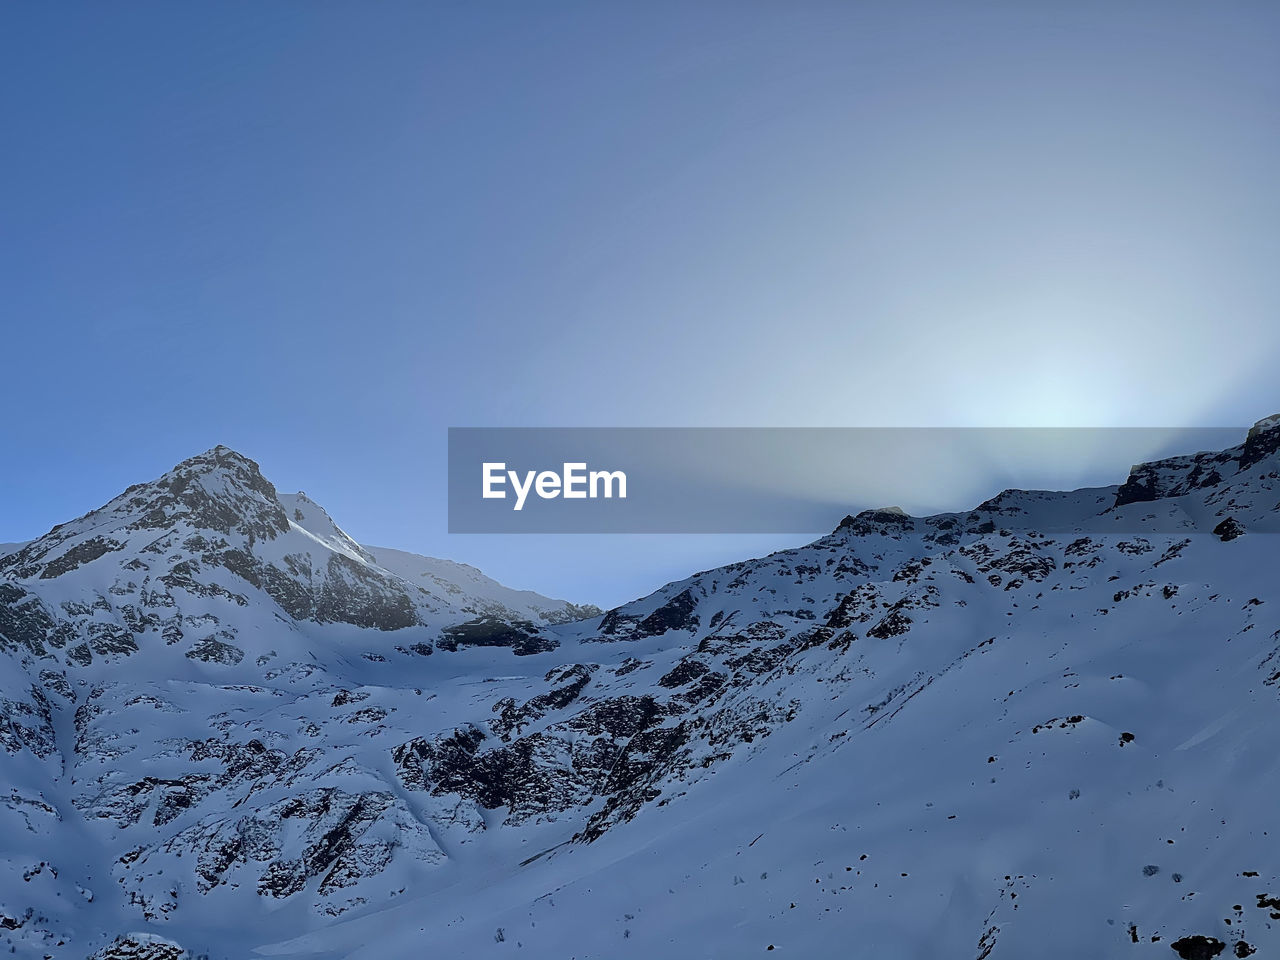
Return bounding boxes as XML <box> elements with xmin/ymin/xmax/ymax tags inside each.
<box><xmin>4</xmin><ymin>422</ymin><xmax>1280</xmax><ymax>959</ymax></box>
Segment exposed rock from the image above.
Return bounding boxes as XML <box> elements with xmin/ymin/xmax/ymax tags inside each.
<box><xmin>599</xmin><ymin>589</ymin><xmax>700</xmax><ymax>640</ymax></box>
<box><xmin>438</xmin><ymin>616</ymin><xmax>558</xmax><ymax>655</ymax></box>
<box><xmin>658</xmin><ymin>658</ymin><xmax>711</xmax><ymax>688</ymax></box>
<box><xmin>0</xmin><ymin>583</ymin><xmax>74</xmax><ymax>656</ymax></box>
<box><xmin>1170</xmin><ymin>935</ymin><xmax>1226</xmax><ymax>960</ymax></box>
<box><xmin>637</xmin><ymin>589</ymin><xmax>700</xmax><ymax>635</ymax></box>
<box><xmin>90</xmin><ymin>933</ymin><xmax>189</xmax><ymax>960</ymax></box>
<box><xmin>1239</xmin><ymin>414</ymin><xmax>1280</xmax><ymax>469</ymax></box>
<box><xmin>1213</xmin><ymin>517</ymin><xmax>1246</xmax><ymax>541</ymax></box>
<box><xmin>836</xmin><ymin>507</ymin><xmax>913</xmax><ymax>535</ymax></box>
<box><xmin>185</xmin><ymin>635</ymin><xmax>245</xmax><ymax>665</ymax></box>
<box><xmin>38</xmin><ymin>536</ymin><xmax>125</xmax><ymax>579</ymax></box>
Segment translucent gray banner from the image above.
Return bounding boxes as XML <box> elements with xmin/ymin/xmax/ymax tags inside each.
<box><xmin>447</xmin><ymin>427</ymin><xmax>1257</xmax><ymax>534</ymax></box>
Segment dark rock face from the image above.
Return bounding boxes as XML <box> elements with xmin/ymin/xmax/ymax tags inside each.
<box><xmin>567</xmin><ymin>695</ymin><xmax>663</xmax><ymax>739</ymax></box>
<box><xmin>76</xmin><ymin>734</ymin><xmax>314</xmax><ymax>832</ymax></box>
<box><xmin>1114</xmin><ymin>468</ymin><xmax>1164</xmax><ymax>508</ymax></box>
<box><xmin>639</xmin><ymin>589</ymin><xmax>700</xmax><ymax>635</ymax></box>
<box><xmin>576</xmin><ymin>721</ymin><xmax>691</xmax><ymax>842</ymax></box>
<box><xmin>212</xmin><ymin>548</ymin><xmax>313</xmax><ymax>619</ymax></box>
<box><xmin>197</xmin><ymin>545</ymin><xmax>419</xmax><ymax>632</ymax></box>
<box><xmin>438</xmin><ymin>616</ymin><xmax>558</xmax><ymax>655</ymax></box>
<box><xmin>671</xmin><ymin>669</ymin><xmax>727</xmax><ymax>706</ymax></box>
<box><xmin>658</xmin><ymin>658</ymin><xmax>711</xmax><ymax>688</ymax></box>
<box><xmin>392</xmin><ymin>728</ymin><xmax>473</xmax><ymax>795</ymax></box>
<box><xmin>115</xmin><ymin>781</ymin><xmax>438</xmax><ymax>920</ymax></box>
<box><xmin>314</xmin><ymin>554</ymin><xmax>417</xmax><ymax>630</ymax></box>
<box><xmin>596</xmin><ymin>607</ymin><xmax>639</xmax><ymax>636</ymax></box>
<box><xmin>1213</xmin><ymin>517</ymin><xmax>1246</xmax><ymax>542</ymax></box>
<box><xmin>397</xmin><ymin>641</ymin><xmax>434</xmax><ymax>656</ymax></box>
<box><xmin>1239</xmin><ymin>415</ymin><xmax>1280</xmax><ymax>469</ymax></box>
<box><xmin>1115</xmin><ymin>453</ymin><xmax>1234</xmax><ymax>508</ymax></box>
<box><xmin>153</xmin><ymin>783</ymin><xmax>404</xmax><ymax>906</ymax></box>
<box><xmin>1114</xmin><ymin>417</ymin><xmax>1280</xmax><ymax>510</ymax></box>
<box><xmin>394</xmin><ymin>724</ymin><xmax>581</xmax><ymax>816</ymax></box>
<box><xmin>90</xmin><ymin>934</ymin><xmax>188</xmax><ymax>960</ymax></box>
<box><xmin>1</xmin><ymin>685</ymin><xmax>57</xmax><ymax>758</ymax></box>
<box><xmin>1170</xmin><ymin>935</ymin><xmax>1227</xmax><ymax>960</ymax></box>
<box><xmin>960</xmin><ymin>539</ymin><xmax>1056</xmax><ymax>584</ymax></box>
<box><xmin>836</xmin><ymin>507</ymin><xmax>913</xmax><ymax>536</ymax></box>
<box><xmin>129</xmin><ymin>446</ymin><xmax>290</xmax><ymax>541</ymax></box>
<box><xmin>599</xmin><ymin>589</ymin><xmax>700</xmax><ymax>640</ymax></box>
<box><xmin>37</xmin><ymin>536</ymin><xmax>125</xmax><ymax>579</ymax></box>
<box><xmin>825</xmin><ymin>585</ymin><xmax>881</xmax><ymax>629</ymax></box>
<box><xmin>724</xmin><ymin>641</ymin><xmax>795</xmax><ymax>676</ymax></box>
<box><xmin>185</xmin><ymin>635</ymin><xmax>245</xmax><ymax>665</ymax></box>
<box><xmin>254</xmin><ymin>790</ymin><xmax>393</xmax><ymax>898</ymax></box>
<box><xmin>0</xmin><ymin>583</ymin><xmax>73</xmax><ymax>657</ymax></box>
<box><xmin>393</xmin><ymin>690</ymin><xmax>697</xmax><ymax>833</ymax></box>
<box><xmin>492</xmin><ymin>664</ymin><xmax>596</xmax><ymax>738</ymax></box>
<box><xmin>85</xmin><ymin>621</ymin><xmax>140</xmax><ymax>658</ymax></box>
<box><xmin>867</xmin><ymin>609</ymin><xmax>913</xmax><ymax>640</ymax></box>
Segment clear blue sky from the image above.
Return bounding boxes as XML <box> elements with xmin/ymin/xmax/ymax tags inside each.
<box><xmin>2</xmin><ymin>2</ymin><xmax>1278</xmax><ymax>607</ymax></box>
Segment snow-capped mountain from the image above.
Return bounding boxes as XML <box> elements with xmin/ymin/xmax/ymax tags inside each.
<box><xmin>4</xmin><ymin>423</ymin><xmax>1280</xmax><ymax>959</ymax></box>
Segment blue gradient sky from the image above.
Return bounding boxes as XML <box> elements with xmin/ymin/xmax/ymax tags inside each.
<box><xmin>2</xmin><ymin>2</ymin><xmax>1278</xmax><ymax>607</ymax></box>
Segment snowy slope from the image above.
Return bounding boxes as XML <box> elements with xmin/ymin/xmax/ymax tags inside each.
<box><xmin>3</xmin><ymin>425</ymin><xmax>1280</xmax><ymax>960</ymax></box>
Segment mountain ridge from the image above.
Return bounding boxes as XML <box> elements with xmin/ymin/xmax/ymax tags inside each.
<box><xmin>3</xmin><ymin>421</ymin><xmax>1280</xmax><ymax>959</ymax></box>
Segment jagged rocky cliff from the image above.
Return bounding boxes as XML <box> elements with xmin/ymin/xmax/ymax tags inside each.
<box><xmin>3</xmin><ymin>423</ymin><xmax>1280</xmax><ymax>959</ymax></box>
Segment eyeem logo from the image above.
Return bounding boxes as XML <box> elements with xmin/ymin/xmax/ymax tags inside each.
<box><xmin>482</xmin><ymin>462</ymin><xmax>627</xmax><ymax>511</ymax></box>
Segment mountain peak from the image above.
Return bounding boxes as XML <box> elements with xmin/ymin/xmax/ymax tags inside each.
<box><xmin>1248</xmin><ymin>412</ymin><xmax>1280</xmax><ymax>436</ymax></box>
<box><xmin>2</xmin><ymin>447</ymin><xmax>290</xmax><ymax>579</ymax></box>
<box><xmin>134</xmin><ymin>446</ymin><xmax>287</xmax><ymax>540</ymax></box>
<box><xmin>835</xmin><ymin>505</ymin><xmax>912</xmax><ymax>533</ymax></box>
<box><xmin>1240</xmin><ymin>412</ymin><xmax>1280</xmax><ymax>469</ymax></box>
<box><xmin>171</xmin><ymin>445</ymin><xmax>270</xmax><ymax>483</ymax></box>
<box><xmin>1112</xmin><ymin>418</ymin><xmax>1280</xmax><ymax>507</ymax></box>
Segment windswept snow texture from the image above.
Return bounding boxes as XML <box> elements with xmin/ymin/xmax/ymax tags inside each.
<box><xmin>4</xmin><ymin>424</ymin><xmax>1280</xmax><ymax>959</ymax></box>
